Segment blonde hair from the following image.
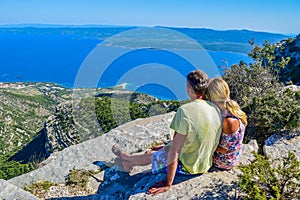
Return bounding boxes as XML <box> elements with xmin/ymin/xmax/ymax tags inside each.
<box><xmin>208</xmin><ymin>78</ymin><xmax>248</xmax><ymax>126</ymax></box>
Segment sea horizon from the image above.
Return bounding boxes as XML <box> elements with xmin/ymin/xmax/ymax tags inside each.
<box><xmin>0</xmin><ymin>23</ymin><xmax>297</xmax><ymax>36</ymax></box>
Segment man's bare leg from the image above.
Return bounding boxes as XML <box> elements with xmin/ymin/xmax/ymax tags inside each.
<box><xmin>123</xmin><ymin>152</ymin><xmax>153</xmax><ymax>166</ymax></box>
<box><xmin>145</xmin><ymin>145</ymin><xmax>164</xmax><ymax>154</ymax></box>
<box><xmin>112</xmin><ymin>145</ymin><xmax>153</xmax><ymax>169</ymax></box>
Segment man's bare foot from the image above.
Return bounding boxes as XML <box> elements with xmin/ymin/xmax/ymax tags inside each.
<box><xmin>112</xmin><ymin>144</ymin><xmax>130</xmax><ymax>160</ymax></box>
<box><xmin>115</xmin><ymin>157</ymin><xmax>133</xmax><ymax>172</ymax></box>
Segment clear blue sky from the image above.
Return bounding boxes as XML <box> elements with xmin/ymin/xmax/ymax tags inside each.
<box><xmin>0</xmin><ymin>0</ymin><xmax>299</xmax><ymax>34</ymax></box>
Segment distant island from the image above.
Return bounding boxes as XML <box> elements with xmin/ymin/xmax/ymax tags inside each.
<box><xmin>0</xmin><ymin>25</ymin><xmax>288</xmax><ymax>53</ymax></box>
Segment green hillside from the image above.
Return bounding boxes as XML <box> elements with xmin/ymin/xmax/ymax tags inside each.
<box><xmin>0</xmin><ymin>83</ymin><xmax>72</xmax><ymax>156</ymax></box>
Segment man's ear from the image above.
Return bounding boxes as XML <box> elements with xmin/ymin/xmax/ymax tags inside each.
<box><xmin>186</xmin><ymin>83</ymin><xmax>190</xmax><ymax>91</ymax></box>
<box><xmin>186</xmin><ymin>85</ymin><xmax>192</xmax><ymax>96</ymax></box>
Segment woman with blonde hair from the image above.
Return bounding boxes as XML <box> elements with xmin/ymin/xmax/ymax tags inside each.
<box><xmin>208</xmin><ymin>78</ymin><xmax>247</xmax><ymax>170</ymax></box>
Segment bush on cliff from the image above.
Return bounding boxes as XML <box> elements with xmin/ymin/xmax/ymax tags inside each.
<box><xmin>222</xmin><ymin>39</ymin><xmax>300</xmax><ymax>199</ymax></box>
<box><xmin>0</xmin><ymin>155</ymin><xmax>35</xmax><ymax>180</ymax></box>
<box><xmin>95</xmin><ymin>96</ymin><xmax>182</xmax><ymax>133</ymax></box>
<box><xmin>222</xmin><ymin>41</ymin><xmax>300</xmax><ymax>146</ymax></box>
<box><xmin>238</xmin><ymin>151</ymin><xmax>300</xmax><ymax>200</ymax></box>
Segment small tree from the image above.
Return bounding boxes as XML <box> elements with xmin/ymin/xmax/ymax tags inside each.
<box><xmin>221</xmin><ymin>41</ymin><xmax>300</xmax><ymax>145</ymax></box>
<box><xmin>243</xmin><ymin>88</ymin><xmax>300</xmax><ymax>142</ymax></box>
<box><xmin>238</xmin><ymin>151</ymin><xmax>300</xmax><ymax>200</ymax></box>
<box><xmin>222</xmin><ymin>61</ymin><xmax>281</xmax><ymax>108</ymax></box>
<box><xmin>248</xmin><ymin>40</ymin><xmax>290</xmax><ymax>78</ymax></box>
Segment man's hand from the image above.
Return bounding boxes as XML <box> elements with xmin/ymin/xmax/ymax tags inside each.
<box><xmin>147</xmin><ymin>181</ymin><xmax>171</xmax><ymax>195</ymax></box>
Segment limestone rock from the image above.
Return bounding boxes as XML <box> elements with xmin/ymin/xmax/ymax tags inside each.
<box><xmin>238</xmin><ymin>139</ymin><xmax>258</xmax><ymax>166</ymax></box>
<box><xmin>0</xmin><ymin>179</ymin><xmax>39</xmax><ymax>200</ymax></box>
<box><xmin>8</xmin><ymin>112</ymin><xmax>175</xmax><ymax>188</ymax></box>
<box><xmin>263</xmin><ymin>132</ymin><xmax>300</xmax><ymax>163</ymax></box>
<box><xmin>44</xmin><ymin>100</ymin><xmax>89</xmax><ymax>153</ymax></box>
<box><xmin>284</xmin><ymin>85</ymin><xmax>300</xmax><ymax>92</ymax></box>
<box><xmin>8</xmin><ymin>112</ymin><xmax>258</xmax><ymax>199</ymax></box>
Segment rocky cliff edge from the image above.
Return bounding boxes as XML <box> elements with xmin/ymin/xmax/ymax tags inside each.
<box><xmin>3</xmin><ymin>112</ymin><xmax>263</xmax><ymax>199</ymax></box>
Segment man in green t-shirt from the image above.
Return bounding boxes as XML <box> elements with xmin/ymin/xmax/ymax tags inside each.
<box><xmin>112</xmin><ymin>70</ymin><xmax>222</xmax><ymax>195</ymax></box>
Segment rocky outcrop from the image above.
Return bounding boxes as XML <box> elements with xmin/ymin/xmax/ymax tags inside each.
<box><xmin>284</xmin><ymin>84</ymin><xmax>300</xmax><ymax>92</ymax></box>
<box><xmin>6</xmin><ymin>112</ymin><xmax>259</xmax><ymax>199</ymax></box>
<box><xmin>44</xmin><ymin>90</ymin><xmax>162</xmax><ymax>154</ymax></box>
<box><xmin>75</xmin><ymin>140</ymin><xmax>258</xmax><ymax>200</ymax></box>
<box><xmin>263</xmin><ymin>132</ymin><xmax>300</xmax><ymax>163</ymax></box>
<box><xmin>4</xmin><ymin>108</ymin><xmax>298</xmax><ymax>199</ymax></box>
<box><xmin>44</xmin><ymin>101</ymin><xmax>82</xmax><ymax>153</ymax></box>
<box><xmin>275</xmin><ymin>34</ymin><xmax>300</xmax><ymax>85</ymax></box>
<box><xmin>8</xmin><ymin>112</ymin><xmax>175</xmax><ymax>189</ymax></box>
<box><xmin>0</xmin><ymin>179</ymin><xmax>39</xmax><ymax>200</ymax></box>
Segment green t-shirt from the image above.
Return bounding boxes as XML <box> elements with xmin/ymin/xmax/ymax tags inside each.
<box><xmin>170</xmin><ymin>99</ymin><xmax>222</xmax><ymax>174</ymax></box>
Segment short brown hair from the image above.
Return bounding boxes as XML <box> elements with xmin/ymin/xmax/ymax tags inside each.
<box><xmin>187</xmin><ymin>70</ymin><xmax>209</xmax><ymax>95</ymax></box>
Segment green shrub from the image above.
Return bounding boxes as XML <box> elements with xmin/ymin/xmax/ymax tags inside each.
<box><xmin>222</xmin><ymin>41</ymin><xmax>300</xmax><ymax>147</ymax></box>
<box><xmin>0</xmin><ymin>156</ymin><xmax>35</xmax><ymax>180</ymax></box>
<box><xmin>222</xmin><ymin>61</ymin><xmax>281</xmax><ymax>108</ymax></box>
<box><xmin>248</xmin><ymin>40</ymin><xmax>290</xmax><ymax>74</ymax></box>
<box><xmin>24</xmin><ymin>180</ymin><xmax>57</xmax><ymax>197</ymax></box>
<box><xmin>243</xmin><ymin>89</ymin><xmax>300</xmax><ymax>143</ymax></box>
<box><xmin>238</xmin><ymin>151</ymin><xmax>300</xmax><ymax>200</ymax></box>
<box><xmin>65</xmin><ymin>169</ymin><xmax>93</xmax><ymax>190</ymax></box>
<box><xmin>94</xmin><ymin>96</ymin><xmax>182</xmax><ymax>133</ymax></box>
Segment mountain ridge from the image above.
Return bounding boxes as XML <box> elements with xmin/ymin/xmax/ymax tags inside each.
<box><xmin>0</xmin><ymin>26</ymin><xmax>289</xmax><ymax>53</ymax></box>
<box><xmin>0</xmin><ymin>24</ymin><xmax>293</xmax><ymax>35</ymax></box>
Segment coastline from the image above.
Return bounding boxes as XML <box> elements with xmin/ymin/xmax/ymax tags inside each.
<box><xmin>0</xmin><ymin>81</ymin><xmax>181</xmax><ymax>101</ymax></box>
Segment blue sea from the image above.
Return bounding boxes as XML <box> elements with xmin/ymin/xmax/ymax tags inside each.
<box><xmin>0</xmin><ymin>29</ymin><xmax>252</xmax><ymax>100</ymax></box>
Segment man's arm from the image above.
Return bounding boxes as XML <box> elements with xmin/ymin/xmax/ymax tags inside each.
<box><xmin>147</xmin><ymin>132</ymin><xmax>186</xmax><ymax>195</ymax></box>
<box><xmin>166</xmin><ymin>133</ymin><xmax>186</xmax><ymax>186</ymax></box>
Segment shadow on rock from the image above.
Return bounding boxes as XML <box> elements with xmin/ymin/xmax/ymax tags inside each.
<box><xmin>48</xmin><ymin>161</ymin><xmax>202</xmax><ymax>200</ymax></box>
<box><xmin>95</xmin><ymin>160</ymin><xmax>201</xmax><ymax>199</ymax></box>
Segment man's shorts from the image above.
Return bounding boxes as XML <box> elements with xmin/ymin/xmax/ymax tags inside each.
<box><xmin>151</xmin><ymin>149</ymin><xmax>190</xmax><ymax>175</ymax></box>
